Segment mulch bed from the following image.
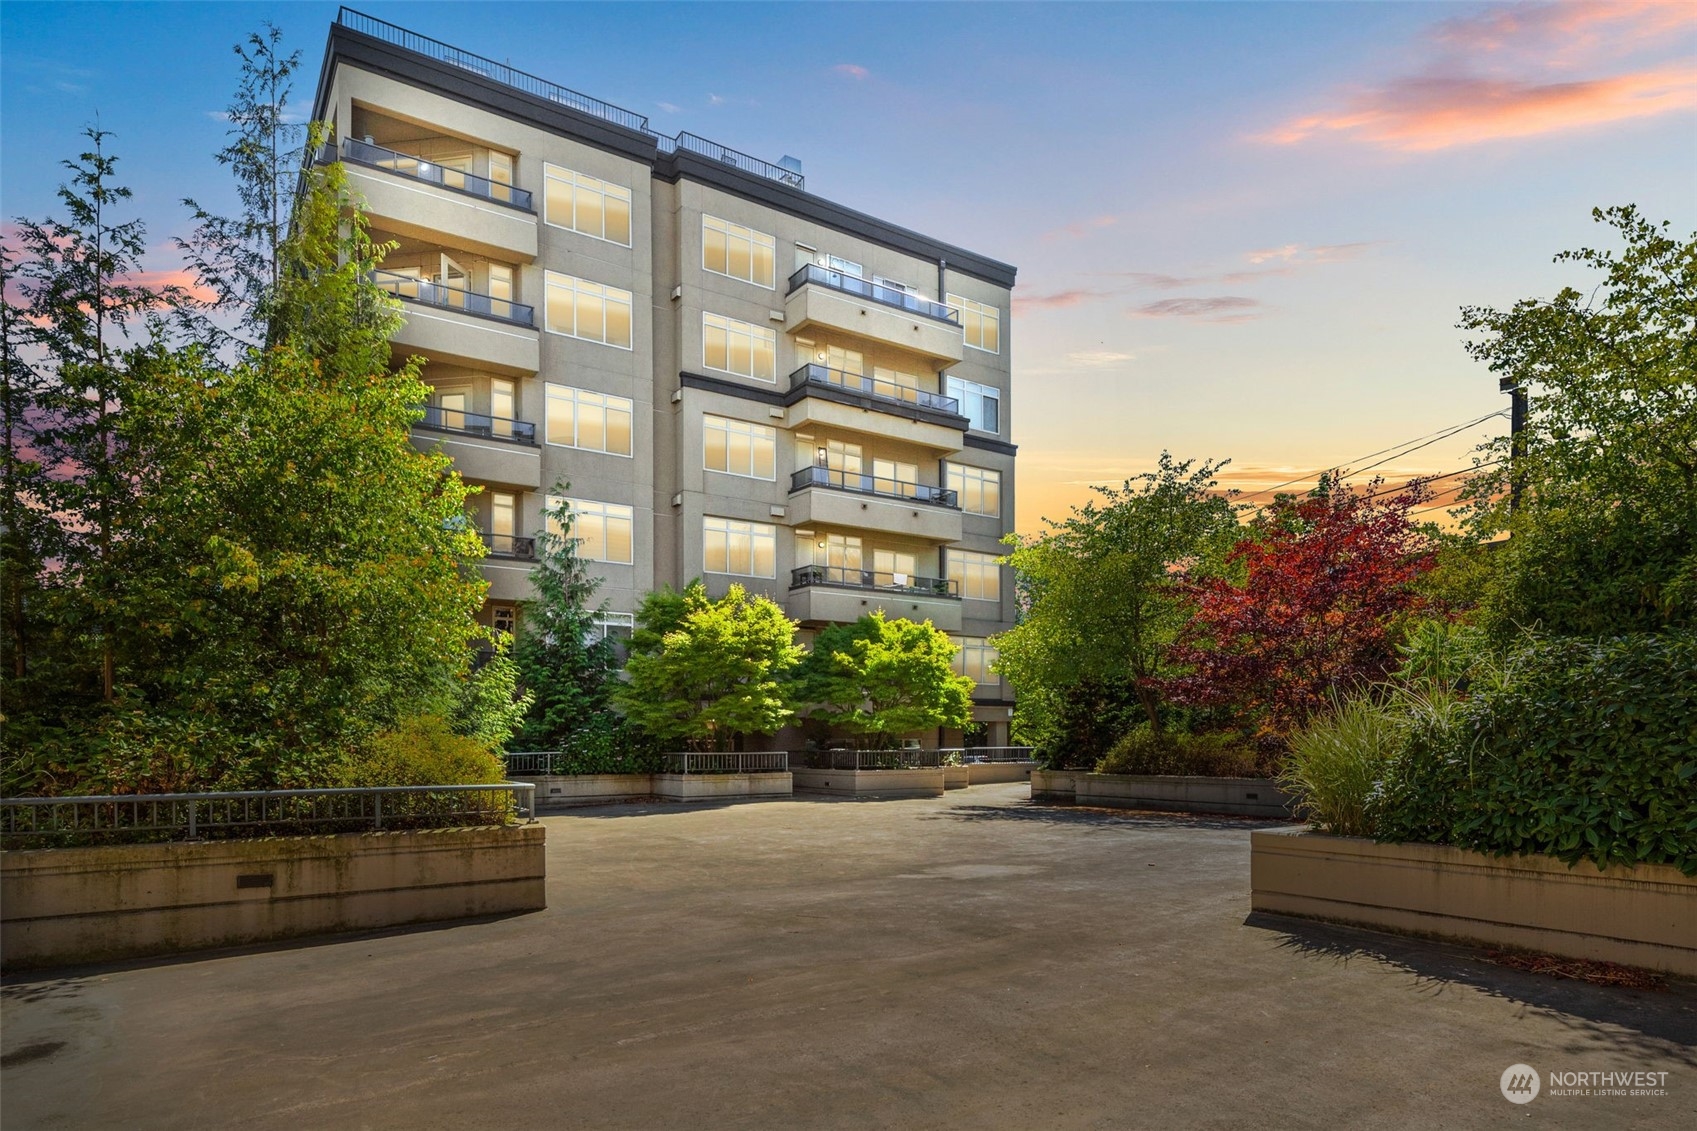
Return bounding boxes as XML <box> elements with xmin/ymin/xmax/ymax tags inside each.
<box><xmin>1483</xmin><ymin>949</ymin><xmax>1668</xmax><ymax>991</ymax></box>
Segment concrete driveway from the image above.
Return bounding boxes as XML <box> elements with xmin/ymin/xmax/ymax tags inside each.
<box><xmin>3</xmin><ymin>783</ymin><xmax>1693</xmax><ymax>1129</ymax></box>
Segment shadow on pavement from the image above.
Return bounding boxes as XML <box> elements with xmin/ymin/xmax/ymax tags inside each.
<box><xmin>1246</xmin><ymin>911</ymin><xmax>1697</xmax><ymax>1057</ymax></box>
<box><xmin>925</xmin><ymin>801</ymin><xmax>1296</xmax><ymax>833</ymax></box>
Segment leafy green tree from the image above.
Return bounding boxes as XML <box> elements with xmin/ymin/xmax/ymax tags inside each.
<box><xmin>1458</xmin><ymin>205</ymin><xmax>1696</xmax><ymax>636</ymax></box>
<box><xmin>450</xmin><ymin>634</ymin><xmax>533</xmax><ymax>753</ymax></box>
<box><xmin>617</xmin><ymin>584</ymin><xmax>802</xmax><ymax>751</ymax></box>
<box><xmin>996</xmin><ymin>454</ymin><xmax>1240</xmax><ymax>756</ymax></box>
<box><xmin>511</xmin><ymin>493</ymin><xmax>619</xmax><ymax>754</ymax></box>
<box><xmin>796</xmin><ymin>612</ymin><xmax>974</xmax><ymax>745</ymax></box>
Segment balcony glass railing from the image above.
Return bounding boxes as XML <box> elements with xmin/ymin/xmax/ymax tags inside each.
<box><xmin>417</xmin><ymin>404</ymin><xmax>538</xmax><ymax>444</ymax></box>
<box><xmin>789</xmin><ymin>465</ymin><xmax>959</xmax><ymax>509</ymax></box>
<box><xmin>481</xmin><ymin>532</ymin><xmax>536</xmax><ymax>559</ymax></box>
<box><xmin>790</xmin><ymin>564</ymin><xmax>959</xmax><ymax>598</ymax></box>
<box><xmin>789</xmin><ymin>364</ymin><xmax>961</xmax><ymax>416</ymax></box>
<box><xmin>337</xmin><ymin>138</ymin><xmax>534</xmax><ymax>210</ymax></box>
<box><xmin>373</xmin><ymin>269</ymin><xmax>535</xmax><ymax>326</ymax></box>
<box><xmin>787</xmin><ymin>263</ymin><xmax>960</xmax><ymax>325</ymax></box>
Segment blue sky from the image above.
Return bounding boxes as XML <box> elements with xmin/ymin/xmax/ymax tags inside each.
<box><xmin>4</xmin><ymin>1</ymin><xmax>1694</xmax><ymax>529</ymax></box>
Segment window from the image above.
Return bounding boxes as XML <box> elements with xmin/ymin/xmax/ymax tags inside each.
<box><xmin>491</xmin><ymin>603</ymin><xmax>518</xmax><ymax>635</ymax></box>
<box><xmin>704</xmin><ymin>516</ymin><xmax>776</xmax><ymax>578</ymax></box>
<box><xmin>796</xmin><ymin>531</ymin><xmax>861</xmax><ymax>571</ymax></box>
<box><xmin>872</xmin><ymin>458</ymin><xmax>918</xmax><ymax>497</ymax></box>
<box><xmin>871</xmin><ymin>366</ymin><xmax>925</xmax><ymax>405</ymax></box>
<box><xmin>826</xmin><ymin>254</ymin><xmax>863</xmax><ymax>277</ymax></box>
<box><xmin>702</xmin><ymin>313</ymin><xmax>777</xmax><ymax>382</ymax></box>
<box><xmin>487</xmin><ymin>264</ymin><xmax>513</xmax><ymax>303</ymax></box>
<box><xmin>946</xmin><ymin>376</ymin><xmax>1001</xmax><ymax>434</ymax></box>
<box><xmin>543</xmin><ymin>165</ymin><xmax>632</xmax><ymax>245</ymax></box>
<box><xmin>704</xmin><ymin>415</ymin><xmax>777</xmax><ymax>480</ymax></box>
<box><xmin>589</xmin><ymin>611</ymin><xmax>635</xmax><ymax>643</ymax></box>
<box><xmin>873</xmin><ymin>548</ymin><xmax>916</xmax><ymax>586</ymax></box>
<box><xmin>952</xmin><ymin>636</ymin><xmax>998</xmax><ymax>686</ymax></box>
<box><xmin>947</xmin><ymin>464</ymin><xmax>1002</xmax><ymax>516</ymax></box>
<box><xmin>544</xmin><ymin>273</ymin><xmax>633</xmax><ymax>348</ymax></box>
<box><xmin>824</xmin><ymin>345</ymin><xmax>864</xmax><ymax>376</ymax></box>
<box><xmin>546</xmin><ymin>384</ymin><xmax>633</xmax><ymax>455</ymax></box>
<box><xmin>949</xmin><ymin>549</ymin><xmax>1001</xmax><ymax>601</ymax></box>
<box><xmin>548</xmin><ymin>497</ymin><xmax>634</xmax><ymax>564</ymax></box>
<box><xmin>946</xmin><ymin>294</ymin><xmax>1002</xmax><ymax>353</ymax></box>
<box><xmin>490</xmin><ymin>491</ymin><xmax>517</xmax><ymax>539</ymax></box>
<box><xmin>703</xmin><ymin>215</ymin><xmax>775</xmax><ymax>288</ymax></box>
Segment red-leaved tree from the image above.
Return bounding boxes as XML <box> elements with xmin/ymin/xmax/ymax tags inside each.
<box><xmin>1167</xmin><ymin>479</ymin><xmax>1437</xmax><ymax>753</ymax></box>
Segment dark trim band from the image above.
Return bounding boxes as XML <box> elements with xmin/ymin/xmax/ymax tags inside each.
<box><xmin>963</xmin><ymin>433</ymin><xmax>1019</xmax><ymax>457</ymax></box>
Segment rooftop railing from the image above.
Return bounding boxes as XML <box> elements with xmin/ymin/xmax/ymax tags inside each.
<box><xmin>790</xmin><ymin>564</ymin><xmax>958</xmax><ymax>599</ymax></box>
<box><xmin>481</xmin><ymin>532</ymin><xmax>537</xmax><ymax>559</ymax></box>
<box><xmin>790</xmin><ymin>464</ymin><xmax>959</xmax><ymax>509</ymax></box>
<box><xmin>417</xmin><ymin>404</ymin><xmax>538</xmax><ymax>444</ymax></box>
<box><xmin>336</xmin><ymin>9</ymin><xmax>804</xmax><ymax>192</ymax></box>
<box><xmin>337</xmin><ymin>137</ymin><xmax>534</xmax><ymax>210</ymax></box>
<box><xmin>788</xmin><ymin>264</ymin><xmax>960</xmax><ymax>324</ymax></box>
<box><xmin>373</xmin><ymin>269</ymin><xmax>535</xmax><ymax>326</ymax></box>
<box><xmin>789</xmin><ymin>363</ymin><xmax>962</xmax><ymax>416</ymax></box>
<box><xmin>0</xmin><ymin>783</ymin><xmax>535</xmax><ymax>847</ymax></box>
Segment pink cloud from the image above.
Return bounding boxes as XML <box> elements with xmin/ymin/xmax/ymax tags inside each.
<box><xmin>1130</xmin><ymin>296</ymin><xmax>1263</xmax><ymax>323</ymax></box>
<box><xmin>833</xmin><ymin>63</ymin><xmax>869</xmax><ymax>80</ymax></box>
<box><xmin>1012</xmin><ymin>289</ymin><xmax>1109</xmax><ymax>312</ymax></box>
<box><xmin>1041</xmin><ymin>214</ymin><xmax>1122</xmax><ymax>241</ymax></box>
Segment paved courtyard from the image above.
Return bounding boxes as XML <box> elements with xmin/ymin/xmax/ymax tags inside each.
<box><xmin>3</xmin><ymin>783</ymin><xmax>1693</xmax><ymax>1129</ymax></box>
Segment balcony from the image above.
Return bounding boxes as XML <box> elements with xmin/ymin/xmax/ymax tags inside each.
<box><xmin>481</xmin><ymin>532</ymin><xmax>536</xmax><ymax>560</ymax></box>
<box><xmin>789</xmin><ymin>465</ymin><xmax>956</xmax><ymax>508</ymax></box>
<box><xmin>785</xmin><ymin>267</ymin><xmax>965</xmax><ymax>363</ymax></box>
<box><xmin>790</xmin><ymin>364</ymin><xmax>959</xmax><ymax>416</ymax></box>
<box><xmin>786</xmin><ymin>565</ymin><xmax>962</xmax><ymax>632</ymax></box>
<box><xmin>377</xmin><ymin>270</ymin><xmax>539</xmax><ymax>373</ymax></box>
<box><xmin>336</xmin><ymin>139</ymin><xmax>534</xmax><ymax>210</ymax></box>
<box><xmin>411</xmin><ymin>407</ymin><xmax>542</xmax><ymax>489</ymax></box>
<box><xmin>785</xmin><ymin>365</ymin><xmax>968</xmax><ymax>453</ymax></box>
<box><xmin>788</xmin><ymin>465</ymin><xmax>963</xmax><ymax>542</ymax></box>
<box><xmin>417</xmin><ymin>404</ymin><xmax>537</xmax><ymax>445</ymax></box>
<box><xmin>374</xmin><ymin>270</ymin><xmax>533</xmax><ymax>326</ymax></box>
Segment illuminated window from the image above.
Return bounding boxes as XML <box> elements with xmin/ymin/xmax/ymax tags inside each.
<box><xmin>545</xmin><ymin>384</ymin><xmax>633</xmax><ymax>456</ymax></box>
<box><xmin>543</xmin><ymin>165</ymin><xmax>632</xmax><ymax>245</ymax></box>
<box><xmin>704</xmin><ymin>516</ymin><xmax>776</xmax><ymax>578</ymax></box>
<box><xmin>946</xmin><ymin>376</ymin><xmax>1001</xmax><ymax>434</ymax></box>
<box><xmin>544</xmin><ymin>272</ymin><xmax>633</xmax><ymax>348</ymax></box>
<box><xmin>947</xmin><ymin>464</ymin><xmax>1002</xmax><ymax>516</ymax></box>
<box><xmin>946</xmin><ymin>294</ymin><xmax>1001</xmax><ymax>353</ymax></box>
<box><xmin>548</xmin><ymin>496</ymin><xmax>634</xmax><ymax>564</ymax></box>
<box><xmin>704</xmin><ymin>415</ymin><xmax>777</xmax><ymax>480</ymax></box>
<box><xmin>703</xmin><ymin>215</ymin><xmax>775</xmax><ymax>288</ymax></box>
<box><xmin>702</xmin><ymin>312</ymin><xmax>777</xmax><ymax>381</ymax></box>
<box><xmin>951</xmin><ymin>636</ymin><xmax>997</xmax><ymax>686</ymax></box>
<box><xmin>949</xmin><ymin>549</ymin><xmax>1001</xmax><ymax>601</ymax></box>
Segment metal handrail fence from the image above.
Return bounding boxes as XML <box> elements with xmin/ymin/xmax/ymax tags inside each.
<box><xmin>337</xmin><ymin>137</ymin><xmax>534</xmax><ymax>209</ymax></box>
<box><xmin>953</xmin><ymin>747</ymin><xmax>1036</xmax><ymax>763</ymax></box>
<box><xmin>503</xmin><ymin>751</ymin><xmax>555</xmax><ymax>775</ymax></box>
<box><xmin>372</xmin><ymin>269</ymin><xmax>535</xmax><ymax>326</ymax></box>
<box><xmin>1</xmin><ymin>783</ymin><xmax>536</xmax><ymax>848</ymax></box>
<box><xmin>789</xmin><ymin>464</ymin><xmax>959</xmax><ymax>508</ymax></box>
<box><xmin>664</xmin><ymin>752</ymin><xmax>790</xmax><ymax>774</ymax></box>
<box><xmin>418</xmin><ymin>403</ymin><xmax>538</xmax><ymax>444</ymax></box>
<box><xmin>796</xmin><ymin>749</ymin><xmax>947</xmax><ymax>771</ymax></box>
<box><xmin>789</xmin><ymin>363</ymin><xmax>962</xmax><ymax>416</ymax></box>
<box><xmin>480</xmin><ymin>532</ymin><xmax>537</xmax><ymax>559</ymax></box>
<box><xmin>787</xmin><ymin>264</ymin><xmax>961</xmax><ymax>324</ymax></box>
<box><xmin>790</xmin><ymin>564</ymin><xmax>959</xmax><ymax>598</ymax></box>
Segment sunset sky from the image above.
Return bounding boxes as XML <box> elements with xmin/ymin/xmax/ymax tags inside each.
<box><xmin>4</xmin><ymin>1</ymin><xmax>1693</xmax><ymax>531</ymax></box>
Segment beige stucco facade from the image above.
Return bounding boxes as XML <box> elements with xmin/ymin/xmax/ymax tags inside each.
<box><xmin>314</xmin><ymin>15</ymin><xmax>1020</xmax><ymax>736</ymax></box>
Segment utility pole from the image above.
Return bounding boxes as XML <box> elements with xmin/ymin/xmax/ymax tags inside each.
<box><xmin>1500</xmin><ymin>376</ymin><xmax>1528</xmax><ymax>514</ymax></box>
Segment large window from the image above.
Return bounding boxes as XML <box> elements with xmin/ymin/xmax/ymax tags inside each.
<box><xmin>548</xmin><ymin>496</ymin><xmax>634</xmax><ymax>564</ymax></box>
<box><xmin>543</xmin><ymin>165</ymin><xmax>632</xmax><ymax>245</ymax></box>
<box><xmin>545</xmin><ymin>272</ymin><xmax>633</xmax><ymax>348</ymax></box>
<box><xmin>947</xmin><ymin>464</ymin><xmax>1002</xmax><ymax>516</ymax></box>
<box><xmin>704</xmin><ymin>415</ymin><xmax>777</xmax><ymax>480</ymax></box>
<box><xmin>946</xmin><ymin>377</ymin><xmax>1001</xmax><ymax>434</ymax></box>
<box><xmin>947</xmin><ymin>294</ymin><xmax>1002</xmax><ymax>353</ymax></box>
<box><xmin>704</xmin><ymin>516</ymin><xmax>776</xmax><ymax>578</ymax></box>
<box><xmin>702</xmin><ymin>313</ymin><xmax>777</xmax><ymax>382</ymax></box>
<box><xmin>952</xmin><ymin>636</ymin><xmax>998</xmax><ymax>687</ymax></box>
<box><xmin>703</xmin><ymin>215</ymin><xmax>775</xmax><ymax>288</ymax></box>
<box><xmin>949</xmin><ymin>549</ymin><xmax>1001</xmax><ymax>602</ymax></box>
<box><xmin>589</xmin><ymin>611</ymin><xmax>635</xmax><ymax>643</ymax></box>
<box><xmin>546</xmin><ymin>384</ymin><xmax>633</xmax><ymax>456</ymax></box>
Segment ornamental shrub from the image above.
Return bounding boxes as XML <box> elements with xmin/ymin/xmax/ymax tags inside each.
<box><xmin>1282</xmin><ymin>696</ymin><xmax>1414</xmax><ymax>838</ymax></box>
<box><xmin>1096</xmin><ymin>728</ymin><xmax>1258</xmax><ymax>777</ymax></box>
<box><xmin>349</xmin><ymin>716</ymin><xmax>506</xmax><ymax>787</ymax></box>
<box><xmin>1370</xmin><ymin>633</ymin><xmax>1697</xmax><ymax>874</ymax></box>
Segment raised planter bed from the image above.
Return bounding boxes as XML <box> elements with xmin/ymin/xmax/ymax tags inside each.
<box><xmin>1</xmin><ymin>824</ymin><xmax>546</xmax><ymax>970</ymax></box>
<box><xmin>968</xmin><ymin>760</ymin><xmax>1037</xmax><ymax>785</ymax></box>
<box><xmin>653</xmin><ymin>772</ymin><xmax>792</xmax><ymax>801</ymax></box>
<box><xmin>1250</xmin><ymin>827</ymin><xmax>1697</xmax><ymax>977</ymax></box>
<box><xmin>943</xmin><ymin>764</ymin><xmax>971</xmax><ymax>790</ymax></box>
<box><xmin>1030</xmin><ymin>771</ymin><xmax>1294</xmax><ymax>818</ymax></box>
<box><xmin>528</xmin><ymin>773</ymin><xmax>654</xmax><ymax>809</ymax></box>
<box><xmin>791</xmin><ymin>767</ymin><xmax>946</xmax><ymax>798</ymax></box>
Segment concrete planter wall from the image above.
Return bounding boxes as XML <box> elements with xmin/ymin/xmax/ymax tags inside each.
<box><xmin>1031</xmin><ymin>771</ymin><xmax>1294</xmax><ymax>818</ymax></box>
<box><xmin>653</xmin><ymin>772</ymin><xmax>792</xmax><ymax>801</ymax></box>
<box><xmin>968</xmin><ymin>761</ymin><xmax>1037</xmax><ymax>785</ymax></box>
<box><xmin>530</xmin><ymin>773</ymin><xmax>655</xmax><ymax>808</ymax></box>
<box><xmin>943</xmin><ymin>765</ymin><xmax>971</xmax><ymax>790</ymax></box>
<box><xmin>791</xmin><ymin>767</ymin><xmax>945</xmax><ymax>798</ymax></box>
<box><xmin>1251</xmin><ymin>828</ymin><xmax>1697</xmax><ymax>977</ymax></box>
<box><xmin>1</xmin><ymin>824</ymin><xmax>546</xmax><ymax>971</ymax></box>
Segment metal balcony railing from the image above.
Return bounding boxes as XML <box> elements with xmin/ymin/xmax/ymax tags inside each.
<box><xmin>789</xmin><ymin>464</ymin><xmax>959</xmax><ymax>509</ymax></box>
<box><xmin>337</xmin><ymin>137</ymin><xmax>534</xmax><ymax>210</ymax></box>
<box><xmin>481</xmin><ymin>532</ymin><xmax>537</xmax><ymax>559</ymax></box>
<box><xmin>789</xmin><ymin>364</ymin><xmax>961</xmax><ymax>416</ymax></box>
<box><xmin>373</xmin><ymin>269</ymin><xmax>535</xmax><ymax>326</ymax></box>
<box><xmin>663</xmin><ymin>752</ymin><xmax>790</xmax><ymax>774</ymax></box>
<box><xmin>790</xmin><ymin>564</ymin><xmax>958</xmax><ymax>598</ymax></box>
<box><xmin>787</xmin><ymin>263</ymin><xmax>960</xmax><ymax>325</ymax></box>
<box><xmin>0</xmin><ymin>783</ymin><xmax>535</xmax><ymax>847</ymax></box>
<box><xmin>416</xmin><ymin>404</ymin><xmax>538</xmax><ymax>444</ymax></box>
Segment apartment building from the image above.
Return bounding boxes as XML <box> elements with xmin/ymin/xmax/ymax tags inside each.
<box><xmin>312</xmin><ymin>10</ymin><xmax>1019</xmax><ymax>744</ymax></box>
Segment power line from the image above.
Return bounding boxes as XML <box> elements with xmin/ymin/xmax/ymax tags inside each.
<box><xmin>1360</xmin><ymin>457</ymin><xmax>1507</xmax><ymax>501</ymax></box>
<box><xmin>1235</xmin><ymin>409</ymin><xmax>1509</xmax><ymax>504</ymax></box>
